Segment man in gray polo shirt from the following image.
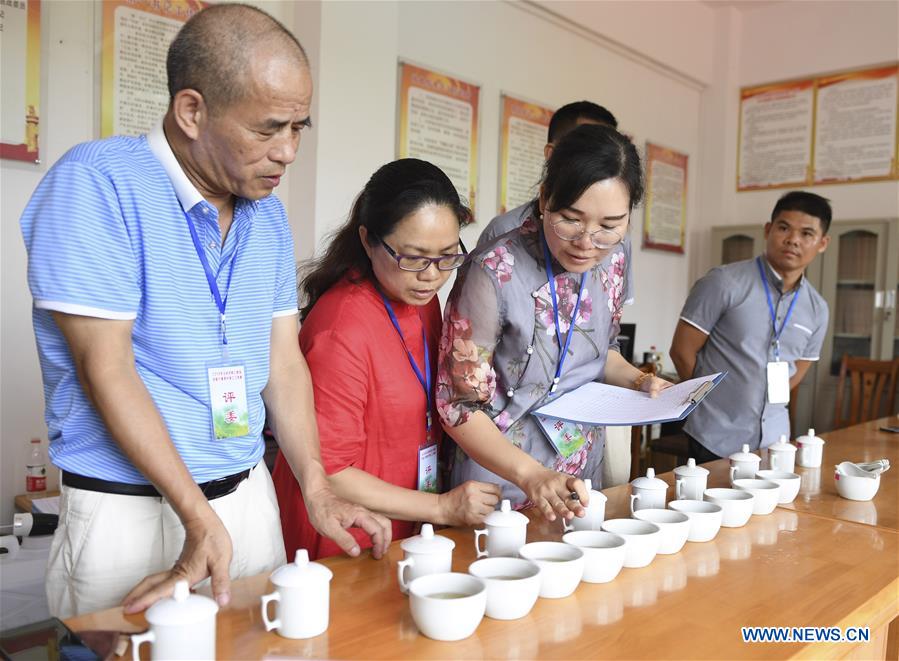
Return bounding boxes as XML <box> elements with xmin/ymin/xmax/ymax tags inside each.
<box><xmin>670</xmin><ymin>191</ymin><xmax>832</xmax><ymax>461</ymax></box>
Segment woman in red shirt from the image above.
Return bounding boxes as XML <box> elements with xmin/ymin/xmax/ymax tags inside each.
<box><xmin>273</xmin><ymin>159</ymin><xmax>502</xmax><ymax>560</ymax></box>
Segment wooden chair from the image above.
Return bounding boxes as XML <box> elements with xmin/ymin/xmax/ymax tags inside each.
<box><xmin>832</xmin><ymin>355</ymin><xmax>899</xmax><ymax>429</ymax></box>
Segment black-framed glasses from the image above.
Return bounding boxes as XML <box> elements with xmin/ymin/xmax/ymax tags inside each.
<box><xmin>377</xmin><ymin>236</ymin><xmax>469</xmax><ymax>272</ymax></box>
<box><xmin>550</xmin><ymin>217</ymin><xmax>627</xmax><ymax>249</ymax></box>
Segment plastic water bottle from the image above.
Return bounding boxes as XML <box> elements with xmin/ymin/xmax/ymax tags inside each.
<box><xmin>25</xmin><ymin>438</ymin><xmax>47</xmax><ymax>492</ymax></box>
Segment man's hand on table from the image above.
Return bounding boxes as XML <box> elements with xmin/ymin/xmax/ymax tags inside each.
<box><xmin>306</xmin><ymin>486</ymin><xmax>393</xmax><ymax>559</ymax></box>
<box><xmin>122</xmin><ymin>508</ymin><xmax>233</xmax><ymax>613</ymax></box>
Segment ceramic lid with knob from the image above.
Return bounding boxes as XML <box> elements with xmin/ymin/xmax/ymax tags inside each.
<box><xmin>729</xmin><ymin>444</ymin><xmax>761</xmax><ymax>463</ymax></box>
<box><xmin>795</xmin><ymin>428</ymin><xmax>825</xmax><ymax>447</ymax></box>
<box><xmin>399</xmin><ymin>523</ymin><xmax>456</xmax><ymax>554</ymax></box>
<box><xmin>631</xmin><ymin>468</ymin><xmax>668</xmax><ymax>490</ymax></box>
<box><xmin>768</xmin><ymin>434</ymin><xmax>797</xmax><ymax>454</ymax></box>
<box><xmin>673</xmin><ymin>458</ymin><xmax>709</xmax><ymax>478</ymax></box>
<box><xmin>483</xmin><ymin>499</ymin><xmax>529</xmax><ymax>527</ymax></box>
<box><xmin>144</xmin><ymin>580</ymin><xmax>219</xmax><ymax>627</ymax></box>
<box><xmin>583</xmin><ymin>478</ymin><xmax>607</xmax><ymax>503</ymax></box>
<box><xmin>270</xmin><ymin>549</ymin><xmax>334</xmax><ymax>588</ymax></box>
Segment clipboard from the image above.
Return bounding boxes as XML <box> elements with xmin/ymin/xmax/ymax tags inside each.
<box><xmin>532</xmin><ymin>372</ymin><xmax>727</xmax><ymax>427</ymax></box>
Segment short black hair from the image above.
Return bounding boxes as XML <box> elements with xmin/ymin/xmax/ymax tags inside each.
<box><xmin>771</xmin><ymin>191</ymin><xmax>833</xmax><ymax>234</ymax></box>
<box><xmin>547</xmin><ymin>101</ymin><xmax>618</xmax><ymax>143</ymax></box>
<box><xmin>167</xmin><ymin>4</ymin><xmax>308</xmax><ymax>113</ymax></box>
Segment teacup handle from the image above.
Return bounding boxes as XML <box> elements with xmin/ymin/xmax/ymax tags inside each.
<box><xmin>629</xmin><ymin>493</ymin><xmax>640</xmax><ymax>515</ymax></box>
<box><xmin>562</xmin><ymin>517</ymin><xmax>574</xmax><ymax>532</ymax></box>
<box><xmin>675</xmin><ymin>480</ymin><xmax>684</xmax><ymax>500</ymax></box>
<box><xmin>770</xmin><ymin>454</ymin><xmax>780</xmax><ymax>471</ymax></box>
<box><xmin>473</xmin><ymin>528</ymin><xmax>489</xmax><ymax>558</ymax></box>
<box><xmin>131</xmin><ymin>629</ymin><xmax>155</xmax><ymax>661</ymax></box>
<box><xmin>397</xmin><ymin>557</ymin><xmax>415</xmax><ymax>593</ymax></box>
<box><xmin>260</xmin><ymin>591</ymin><xmax>281</xmax><ymax>632</ymax></box>
<box><xmin>729</xmin><ymin>466</ymin><xmax>737</xmax><ymax>485</ymax></box>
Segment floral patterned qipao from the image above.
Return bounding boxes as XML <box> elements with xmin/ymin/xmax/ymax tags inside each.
<box><xmin>436</xmin><ymin>214</ymin><xmax>627</xmax><ymax>505</ymax></box>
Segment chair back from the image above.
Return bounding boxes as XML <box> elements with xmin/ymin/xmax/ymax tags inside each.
<box><xmin>833</xmin><ymin>355</ymin><xmax>899</xmax><ymax>429</ymax></box>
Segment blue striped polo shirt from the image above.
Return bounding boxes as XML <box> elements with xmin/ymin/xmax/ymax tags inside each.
<box><xmin>20</xmin><ymin>123</ymin><xmax>298</xmax><ymax>483</ymax></box>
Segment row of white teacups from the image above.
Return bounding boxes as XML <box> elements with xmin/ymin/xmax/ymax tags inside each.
<box><xmin>129</xmin><ymin>429</ymin><xmax>883</xmax><ymax>655</ymax></box>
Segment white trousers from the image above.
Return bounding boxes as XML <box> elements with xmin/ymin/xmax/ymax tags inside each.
<box><xmin>46</xmin><ymin>463</ymin><xmax>286</xmax><ymax>618</ymax></box>
<box><xmin>602</xmin><ymin>426</ymin><xmax>633</xmax><ymax>487</ymax></box>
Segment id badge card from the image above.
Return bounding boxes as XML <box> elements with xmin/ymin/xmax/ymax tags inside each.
<box><xmin>417</xmin><ymin>443</ymin><xmax>438</xmax><ymax>493</ymax></box>
<box><xmin>535</xmin><ymin>415</ymin><xmax>587</xmax><ymax>459</ymax></box>
<box><xmin>766</xmin><ymin>361</ymin><xmax>791</xmax><ymax>404</ymax></box>
<box><xmin>207</xmin><ymin>361</ymin><xmax>250</xmax><ymax>439</ymax></box>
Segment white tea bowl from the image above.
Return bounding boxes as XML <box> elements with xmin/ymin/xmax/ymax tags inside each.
<box><xmin>518</xmin><ymin>541</ymin><xmax>584</xmax><ymax>598</ymax></box>
<box><xmin>467</xmin><ymin>557</ymin><xmax>541</xmax><ymax>620</ymax></box>
<box><xmin>755</xmin><ymin>470</ymin><xmax>801</xmax><ymax>504</ymax></box>
<box><xmin>562</xmin><ymin>530</ymin><xmax>627</xmax><ymax>583</ymax></box>
<box><xmin>600</xmin><ymin>518</ymin><xmax>661</xmax><ymax>568</ymax></box>
<box><xmin>732</xmin><ymin>479</ymin><xmax>780</xmax><ymax>515</ymax></box>
<box><xmin>408</xmin><ymin>572</ymin><xmax>487</xmax><ymax>641</ymax></box>
<box><xmin>703</xmin><ymin>488</ymin><xmax>754</xmax><ymax>528</ymax></box>
<box><xmin>834</xmin><ymin>464</ymin><xmax>881</xmax><ymax>501</ymax></box>
<box><xmin>631</xmin><ymin>509</ymin><xmax>690</xmax><ymax>555</ymax></box>
<box><xmin>667</xmin><ymin>500</ymin><xmax>722</xmax><ymax>542</ymax></box>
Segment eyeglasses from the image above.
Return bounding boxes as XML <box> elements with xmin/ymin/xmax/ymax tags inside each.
<box><xmin>377</xmin><ymin>237</ymin><xmax>468</xmax><ymax>272</ymax></box>
<box><xmin>550</xmin><ymin>216</ymin><xmax>627</xmax><ymax>249</ymax></box>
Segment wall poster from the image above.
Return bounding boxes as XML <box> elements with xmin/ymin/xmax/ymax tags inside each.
<box><xmin>1</xmin><ymin>0</ymin><xmax>41</xmax><ymax>162</ymax></box>
<box><xmin>643</xmin><ymin>142</ymin><xmax>688</xmax><ymax>254</ymax></box>
<box><xmin>498</xmin><ymin>94</ymin><xmax>553</xmax><ymax>214</ymax></box>
<box><xmin>101</xmin><ymin>0</ymin><xmax>206</xmax><ymax>138</ymax></box>
<box><xmin>397</xmin><ymin>61</ymin><xmax>480</xmax><ymax>210</ymax></box>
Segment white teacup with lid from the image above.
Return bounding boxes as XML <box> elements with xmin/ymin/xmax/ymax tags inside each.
<box><xmin>131</xmin><ymin>580</ymin><xmax>218</xmax><ymax>660</ymax></box>
<box><xmin>261</xmin><ymin>549</ymin><xmax>333</xmax><ymax>639</ymax></box>
<box><xmin>767</xmin><ymin>435</ymin><xmax>797</xmax><ymax>472</ymax></box>
<box><xmin>397</xmin><ymin>523</ymin><xmax>455</xmax><ymax>594</ymax></box>
<box><xmin>674</xmin><ymin>458</ymin><xmax>709</xmax><ymax>501</ymax></box>
<box><xmin>474</xmin><ymin>499</ymin><xmax>528</xmax><ymax>558</ymax></box>
<box><xmin>796</xmin><ymin>428</ymin><xmax>825</xmax><ymax>468</ymax></box>
<box><xmin>630</xmin><ymin>468</ymin><xmax>668</xmax><ymax>513</ymax></box>
<box><xmin>729</xmin><ymin>444</ymin><xmax>761</xmax><ymax>483</ymax></box>
<box><xmin>563</xmin><ymin>479</ymin><xmax>607</xmax><ymax>531</ymax></box>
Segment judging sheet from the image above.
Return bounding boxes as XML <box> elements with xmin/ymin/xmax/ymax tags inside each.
<box><xmin>533</xmin><ymin>373</ymin><xmax>724</xmax><ymax>426</ymax></box>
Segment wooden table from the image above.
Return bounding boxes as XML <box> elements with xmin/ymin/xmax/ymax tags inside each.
<box><xmin>13</xmin><ymin>489</ymin><xmax>59</xmax><ymax>513</ymax></box>
<box><xmin>66</xmin><ymin>420</ymin><xmax>899</xmax><ymax>660</ymax></box>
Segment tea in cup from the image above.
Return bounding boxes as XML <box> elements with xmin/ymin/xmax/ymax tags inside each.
<box><xmin>562</xmin><ymin>530</ymin><xmax>626</xmax><ymax>583</ymax></box>
<box><xmin>631</xmin><ymin>508</ymin><xmax>690</xmax><ymax>555</ymax></box>
<box><xmin>732</xmin><ymin>478</ymin><xmax>780</xmax><ymax>515</ymax></box>
<box><xmin>704</xmin><ymin>488</ymin><xmax>754</xmax><ymax>528</ymax></box>
<box><xmin>667</xmin><ymin>500</ymin><xmax>722</xmax><ymax>542</ymax></box>
<box><xmin>601</xmin><ymin>518</ymin><xmax>661</xmax><ymax>567</ymax></box>
<box><xmin>260</xmin><ymin>549</ymin><xmax>333</xmax><ymax>639</ymax></box>
<box><xmin>518</xmin><ymin>541</ymin><xmax>584</xmax><ymax>598</ymax></box>
<box><xmin>467</xmin><ymin>557</ymin><xmax>541</xmax><ymax>620</ymax></box>
<box><xmin>474</xmin><ymin>499</ymin><xmax>528</xmax><ymax>558</ymax></box>
<box><xmin>408</xmin><ymin>572</ymin><xmax>486</xmax><ymax>641</ymax></box>
<box><xmin>396</xmin><ymin>523</ymin><xmax>454</xmax><ymax>594</ymax></box>
<box><xmin>131</xmin><ymin>580</ymin><xmax>218</xmax><ymax>660</ymax></box>
<box><xmin>755</xmin><ymin>470</ymin><xmax>801</xmax><ymax>504</ymax></box>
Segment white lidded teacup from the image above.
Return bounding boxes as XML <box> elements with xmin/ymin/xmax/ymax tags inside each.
<box><xmin>796</xmin><ymin>428</ymin><xmax>825</xmax><ymax>468</ymax></box>
<box><xmin>468</xmin><ymin>557</ymin><xmax>541</xmax><ymax>620</ymax></box>
<box><xmin>474</xmin><ymin>499</ymin><xmax>528</xmax><ymax>559</ymax></box>
<box><xmin>767</xmin><ymin>435</ymin><xmax>797</xmax><ymax>473</ymax></box>
<box><xmin>131</xmin><ymin>580</ymin><xmax>218</xmax><ymax>660</ymax></box>
<box><xmin>563</xmin><ymin>479</ymin><xmax>607</xmax><ymax>532</ymax></box>
<box><xmin>630</xmin><ymin>468</ymin><xmax>668</xmax><ymax>514</ymax></box>
<box><xmin>673</xmin><ymin>458</ymin><xmax>709</xmax><ymax>501</ymax></box>
<box><xmin>397</xmin><ymin>523</ymin><xmax>454</xmax><ymax>594</ymax></box>
<box><xmin>729</xmin><ymin>444</ymin><xmax>761</xmax><ymax>483</ymax></box>
<box><xmin>261</xmin><ymin>549</ymin><xmax>333</xmax><ymax>639</ymax></box>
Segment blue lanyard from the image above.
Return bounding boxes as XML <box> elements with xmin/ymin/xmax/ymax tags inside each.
<box><xmin>756</xmin><ymin>257</ymin><xmax>800</xmax><ymax>362</ymax></box>
<box><xmin>378</xmin><ymin>291</ymin><xmax>432</xmax><ymax>433</ymax></box>
<box><xmin>542</xmin><ymin>234</ymin><xmax>586</xmax><ymax>394</ymax></box>
<box><xmin>186</xmin><ymin>208</ymin><xmax>237</xmax><ymax>349</ymax></box>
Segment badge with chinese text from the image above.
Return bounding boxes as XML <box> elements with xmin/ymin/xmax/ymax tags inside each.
<box><xmin>207</xmin><ymin>363</ymin><xmax>250</xmax><ymax>439</ymax></box>
<box><xmin>535</xmin><ymin>415</ymin><xmax>587</xmax><ymax>459</ymax></box>
<box><xmin>417</xmin><ymin>444</ymin><xmax>438</xmax><ymax>493</ymax></box>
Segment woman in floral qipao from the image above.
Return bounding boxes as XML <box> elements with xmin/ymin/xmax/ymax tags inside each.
<box><xmin>437</xmin><ymin>124</ymin><xmax>672</xmax><ymax>523</ymax></box>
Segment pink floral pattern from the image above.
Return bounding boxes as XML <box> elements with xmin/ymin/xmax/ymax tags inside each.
<box><xmin>599</xmin><ymin>251</ymin><xmax>626</xmax><ymax>322</ymax></box>
<box><xmin>551</xmin><ymin>427</ymin><xmax>596</xmax><ymax>476</ymax></box>
<box><xmin>482</xmin><ymin>246</ymin><xmax>514</xmax><ymax>285</ymax></box>
<box><xmin>436</xmin><ymin>306</ymin><xmax>496</xmax><ymax>428</ymax></box>
<box><xmin>534</xmin><ymin>275</ymin><xmax>593</xmax><ymax>336</ymax></box>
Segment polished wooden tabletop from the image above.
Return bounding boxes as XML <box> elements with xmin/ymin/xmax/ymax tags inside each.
<box><xmin>67</xmin><ymin>421</ymin><xmax>899</xmax><ymax>659</ymax></box>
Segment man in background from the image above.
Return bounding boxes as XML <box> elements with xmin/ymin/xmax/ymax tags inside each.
<box><xmin>670</xmin><ymin>191</ymin><xmax>832</xmax><ymax>461</ymax></box>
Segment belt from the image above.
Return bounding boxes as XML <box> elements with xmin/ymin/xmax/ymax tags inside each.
<box><xmin>62</xmin><ymin>466</ymin><xmax>253</xmax><ymax>501</ymax></box>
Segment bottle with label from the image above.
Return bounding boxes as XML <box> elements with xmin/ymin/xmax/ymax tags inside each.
<box><xmin>26</xmin><ymin>438</ymin><xmax>48</xmax><ymax>492</ymax></box>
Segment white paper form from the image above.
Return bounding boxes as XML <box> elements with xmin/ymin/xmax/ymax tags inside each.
<box><xmin>533</xmin><ymin>373</ymin><xmax>725</xmax><ymax>427</ymax></box>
